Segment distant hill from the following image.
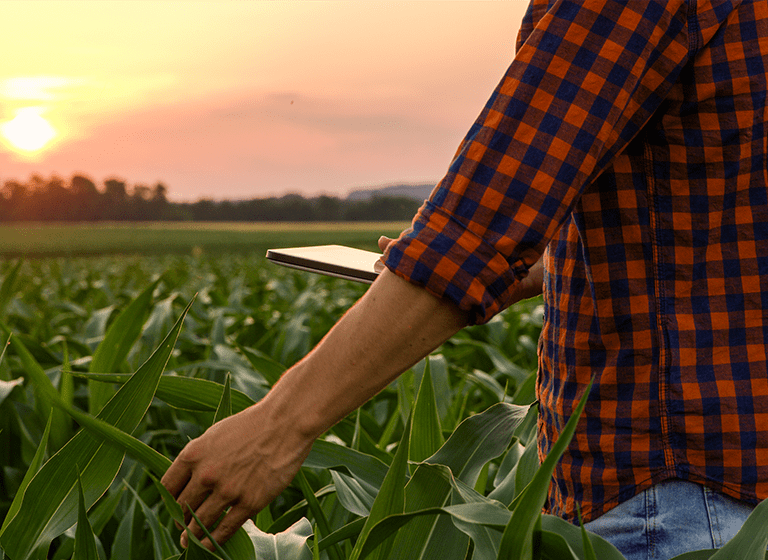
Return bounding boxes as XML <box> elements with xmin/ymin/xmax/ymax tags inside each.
<box><xmin>346</xmin><ymin>183</ymin><xmax>435</xmax><ymax>202</ymax></box>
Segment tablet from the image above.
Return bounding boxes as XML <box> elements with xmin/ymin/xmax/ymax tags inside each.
<box><xmin>266</xmin><ymin>245</ymin><xmax>382</xmax><ymax>284</ymax></box>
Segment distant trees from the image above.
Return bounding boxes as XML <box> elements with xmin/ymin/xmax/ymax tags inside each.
<box><xmin>0</xmin><ymin>174</ymin><xmax>423</xmax><ymax>223</ymax></box>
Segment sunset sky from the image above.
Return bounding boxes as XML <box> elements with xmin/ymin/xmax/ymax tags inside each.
<box><xmin>0</xmin><ymin>1</ymin><xmax>529</xmax><ymax>201</ymax></box>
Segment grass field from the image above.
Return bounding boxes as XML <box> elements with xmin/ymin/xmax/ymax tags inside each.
<box><xmin>0</xmin><ymin>221</ymin><xmax>412</xmax><ymax>257</ymax></box>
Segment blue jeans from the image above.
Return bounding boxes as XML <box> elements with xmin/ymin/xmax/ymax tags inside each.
<box><xmin>583</xmin><ymin>479</ymin><xmax>756</xmax><ymax>560</ymax></box>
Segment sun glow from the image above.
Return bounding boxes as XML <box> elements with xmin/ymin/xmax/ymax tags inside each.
<box><xmin>1</xmin><ymin>107</ymin><xmax>57</xmax><ymax>154</ymax></box>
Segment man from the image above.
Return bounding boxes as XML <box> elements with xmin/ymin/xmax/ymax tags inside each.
<box><xmin>163</xmin><ymin>1</ymin><xmax>768</xmax><ymax>557</ymax></box>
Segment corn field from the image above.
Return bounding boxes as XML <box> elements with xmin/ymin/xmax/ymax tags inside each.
<box><xmin>0</xmin><ymin>254</ymin><xmax>766</xmax><ymax>559</ymax></box>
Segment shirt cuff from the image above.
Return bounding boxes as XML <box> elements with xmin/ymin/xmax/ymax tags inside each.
<box><xmin>383</xmin><ymin>200</ymin><xmax>526</xmax><ymax>325</ymax></box>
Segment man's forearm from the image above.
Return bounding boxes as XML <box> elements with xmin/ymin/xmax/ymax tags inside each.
<box><xmin>260</xmin><ymin>268</ymin><xmax>470</xmax><ymax>439</ymax></box>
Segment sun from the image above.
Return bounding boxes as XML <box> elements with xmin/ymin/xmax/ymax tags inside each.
<box><xmin>1</xmin><ymin>107</ymin><xmax>57</xmax><ymax>154</ymax></box>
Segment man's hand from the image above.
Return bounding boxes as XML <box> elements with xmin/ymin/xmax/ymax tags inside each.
<box><xmin>160</xmin><ymin>402</ymin><xmax>314</xmax><ymax>550</ymax></box>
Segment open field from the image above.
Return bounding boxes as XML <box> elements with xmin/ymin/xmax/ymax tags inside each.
<box><xmin>0</xmin><ymin>221</ymin><xmax>412</xmax><ymax>257</ymax></box>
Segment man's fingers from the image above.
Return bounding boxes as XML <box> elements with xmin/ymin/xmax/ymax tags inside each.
<box><xmin>177</xmin><ymin>480</ymin><xmax>214</xmax><ymax>525</ymax></box>
<box><xmin>376</xmin><ymin>236</ymin><xmax>394</xmax><ymax>273</ymax></box>
<box><xmin>182</xmin><ymin>492</ymin><xmax>233</xmax><ymax>548</ymax></box>
<box><xmin>182</xmin><ymin>499</ymin><xmax>254</xmax><ymax>551</ymax></box>
<box><xmin>161</xmin><ymin>460</ymin><xmax>192</xmax><ymax>498</ymax></box>
<box><xmin>377</xmin><ymin>235</ymin><xmax>393</xmax><ymax>252</ymax></box>
<box><xmin>161</xmin><ymin>462</ymin><xmax>194</xmax><ymax>530</ymax></box>
<box><xmin>204</xmin><ymin>504</ymin><xmax>255</xmax><ymax>551</ymax></box>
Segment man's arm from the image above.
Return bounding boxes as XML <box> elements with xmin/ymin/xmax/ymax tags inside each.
<box><xmin>161</xmin><ymin>265</ymin><xmax>470</xmax><ymax>549</ymax></box>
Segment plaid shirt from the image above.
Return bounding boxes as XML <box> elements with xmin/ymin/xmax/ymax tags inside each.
<box><xmin>384</xmin><ymin>0</ymin><xmax>768</xmax><ymax>523</ymax></box>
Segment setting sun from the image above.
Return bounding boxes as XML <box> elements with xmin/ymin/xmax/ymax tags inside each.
<box><xmin>1</xmin><ymin>107</ymin><xmax>57</xmax><ymax>153</ymax></box>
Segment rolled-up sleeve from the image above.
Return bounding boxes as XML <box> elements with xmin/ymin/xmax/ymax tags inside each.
<box><xmin>384</xmin><ymin>0</ymin><xmax>691</xmax><ymax>324</ymax></box>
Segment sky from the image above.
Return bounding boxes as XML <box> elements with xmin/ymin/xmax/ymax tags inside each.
<box><xmin>0</xmin><ymin>1</ymin><xmax>529</xmax><ymax>201</ymax></box>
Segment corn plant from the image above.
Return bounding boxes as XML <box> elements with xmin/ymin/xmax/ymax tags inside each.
<box><xmin>0</xmin><ymin>255</ymin><xmax>767</xmax><ymax>560</ymax></box>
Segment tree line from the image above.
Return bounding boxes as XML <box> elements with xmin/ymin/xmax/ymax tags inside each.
<box><xmin>0</xmin><ymin>175</ymin><xmax>424</xmax><ymax>222</ymax></box>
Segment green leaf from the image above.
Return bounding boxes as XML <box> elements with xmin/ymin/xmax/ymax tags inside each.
<box><xmin>124</xmin><ymin>483</ymin><xmax>178</xmax><ymax>560</ymax></box>
<box><xmin>149</xmin><ymin>473</ymin><xmax>255</xmax><ymax>560</ymax></box>
<box><xmin>487</xmin><ymin>438</ymin><xmax>524</xmax><ymax>505</ymax></box>
<box><xmin>386</xmin><ymin>402</ymin><xmax>532</xmax><ymax>560</ymax></box>
<box><xmin>303</xmin><ymin>439</ymin><xmax>389</xmax><ymax>493</ymax></box>
<box><xmin>409</xmin><ymin>358</ymin><xmax>444</xmax><ymax>464</ymax></box>
<box><xmin>0</xmin><ymin>260</ymin><xmax>22</xmax><ymax>317</ymax></box>
<box><xmin>0</xmin><ymin>321</ymin><xmax>70</xmax><ymax>450</ymax></box>
<box><xmin>62</xmin><ymin>405</ymin><xmax>172</xmax><ymax>475</ymax></box>
<box><xmin>452</xmin><ymin>339</ymin><xmax>530</xmax><ymax>386</ymax></box>
<box><xmin>235</xmin><ymin>344</ymin><xmax>286</xmax><ymax>386</ymax></box>
<box><xmin>88</xmin><ymin>278</ymin><xmax>160</xmax><ymax>414</ymax></box>
<box><xmin>187</xmin><ymin>508</ymin><xmax>233</xmax><ymax>560</ymax></box>
<box><xmin>212</xmin><ymin>373</ymin><xmax>233</xmax><ymax>425</ymax></box>
<box><xmin>295</xmin><ymin>470</ymin><xmax>344</xmax><ymax>560</ymax></box>
<box><xmin>578</xmin><ymin>508</ymin><xmax>597</xmax><ymax>560</ymax></box>
<box><xmin>349</xmin><ymin>412</ymin><xmax>411</xmax><ymax>560</ymax></box>
<box><xmin>0</xmin><ymin>298</ymin><xmax>191</xmax><ymax>560</ymax></box>
<box><xmin>329</xmin><ymin>470</ymin><xmax>376</xmax><ymax>517</ymax></box>
<box><xmin>709</xmin><ymin>496</ymin><xmax>768</xmax><ymax>560</ymax></box>
<box><xmin>668</xmin><ymin>552</ymin><xmax>718</xmax><ymax>560</ymax></box>
<box><xmin>74</xmin><ymin>372</ymin><xmax>256</xmax><ymax>413</ymax></box>
<box><xmin>1</xmin><ymin>412</ymin><xmax>52</xmax><ymax>533</ymax></box>
<box><xmin>110</xmin><ymin>498</ymin><xmax>149</xmax><ymax>560</ymax></box>
<box><xmin>317</xmin><ymin>518</ymin><xmax>366</xmax><ymax>551</ymax></box>
<box><xmin>429</xmin><ymin>402</ymin><xmax>533</xmax><ymax>486</ymax></box>
<box><xmin>497</xmin><ymin>379</ymin><xmax>594</xmax><ymax>560</ymax></box>
<box><xmin>352</xmin><ymin>477</ymin><xmax>512</xmax><ymax>560</ymax></box>
<box><xmin>539</xmin><ymin>516</ymin><xmax>625</xmax><ymax>560</ymax></box>
<box><xmin>74</xmin><ymin>471</ymin><xmax>102</xmax><ymax>560</ymax></box>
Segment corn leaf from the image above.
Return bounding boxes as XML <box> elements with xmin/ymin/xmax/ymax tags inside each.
<box><xmin>578</xmin><ymin>509</ymin><xmax>598</xmax><ymax>560</ymax></box>
<box><xmin>186</xmin><ymin>508</ymin><xmax>233</xmax><ymax>560</ymax></box>
<box><xmin>149</xmin><ymin>473</ymin><xmax>256</xmax><ymax>560</ymax></box>
<box><xmin>303</xmin><ymin>439</ymin><xmax>389</xmax><ymax>492</ymax></box>
<box><xmin>409</xmin><ymin>358</ymin><xmax>443</xmax><ymax>464</ymax></box>
<box><xmin>180</xmin><ymin>544</ymin><xmax>220</xmax><ymax>560</ymax></box>
<box><xmin>329</xmin><ymin>470</ymin><xmax>376</xmax><ymax>517</ymax></box>
<box><xmin>74</xmin><ymin>372</ymin><xmax>256</xmax><ymax>413</ymax></box>
<box><xmin>497</xmin><ymin>379</ymin><xmax>594</xmax><ymax>560</ymax></box>
<box><xmin>88</xmin><ymin>278</ymin><xmax>160</xmax><ymax>414</ymax></box>
<box><xmin>0</xmin><ymin>298</ymin><xmax>191</xmax><ymax>560</ymax></box>
<box><xmin>539</xmin><ymin>515</ymin><xmax>624</xmax><ymax>560</ymax></box>
<box><xmin>348</xmin><ymin>413</ymin><xmax>411</xmax><ymax>560</ymax></box>
<box><xmin>296</xmin><ymin>470</ymin><xmax>344</xmax><ymax>560</ymax></box>
<box><xmin>0</xmin><ymin>321</ymin><xmax>70</xmax><ymax>450</ymax></box>
<box><xmin>352</xmin><ymin>488</ymin><xmax>511</xmax><ymax>559</ymax></box>
<box><xmin>452</xmin><ymin>339</ymin><xmax>530</xmax><ymax>386</ymax></box>
<box><xmin>243</xmin><ymin>518</ymin><xmax>313</xmax><ymax>560</ymax></box>
<box><xmin>668</xmin><ymin>553</ymin><xmax>718</xmax><ymax>559</ymax></box>
<box><xmin>52</xmin><ymin>485</ymin><xmax>127</xmax><ymax>560</ymax></box>
<box><xmin>428</xmin><ymin>402</ymin><xmax>533</xmax><ymax>486</ymax></box>
<box><xmin>0</xmin><ymin>260</ymin><xmax>22</xmax><ymax>318</ymax></box>
<box><xmin>212</xmin><ymin>373</ymin><xmax>232</xmax><ymax>425</ymax></box>
<box><xmin>235</xmin><ymin>344</ymin><xmax>286</xmax><ymax>386</ymax></box>
<box><xmin>124</xmin><ymin>482</ymin><xmax>177</xmax><ymax>560</ymax></box>
<box><xmin>1</xmin><ymin>412</ymin><xmax>52</xmax><ymax>534</ymax></box>
<box><xmin>317</xmin><ymin>518</ymin><xmax>366</xmax><ymax>551</ymax></box>
<box><xmin>708</xmin><ymin>497</ymin><xmax>768</xmax><ymax>560</ymax></box>
<box><xmin>65</xmin><ymin>405</ymin><xmax>172</xmax><ymax>474</ymax></box>
<box><xmin>412</xmin><ymin>355</ymin><xmax>453</xmax><ymax>428</ymax></box>
<box><xmin>109</xmin><ymin>499</ymin><xmax>143</xmax><ymax>560</ymax></box>
<box><xmin>385</xmin><ymin>402</ymin><xmax>531</xmax><ymax>560</ymax></box>
<box><xmin>74</xmin><ymin>472</ymin><xmax>101</xmax><ymax>560</ymax></box>
<box><xmin>487</xmin><ymin>438</ymin><xmax>525</xmax><ymax>505</ymax></box>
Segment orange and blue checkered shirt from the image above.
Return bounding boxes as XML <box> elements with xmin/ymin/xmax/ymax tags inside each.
<box><xmin>384</xmin><ymin>0</ymin><xmax>768</xmax><ymax>523</ymax></box>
